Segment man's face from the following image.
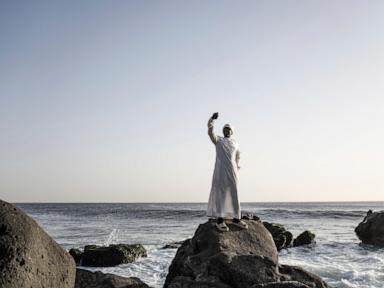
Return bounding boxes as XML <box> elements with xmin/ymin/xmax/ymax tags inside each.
<box><xmin>223</xmin><ymin>127</ymin><xmax>232</xmax><ymax>137</ymax></box>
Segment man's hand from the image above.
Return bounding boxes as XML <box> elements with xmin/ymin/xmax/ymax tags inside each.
<box><xmin>211</xmin><ymin>112</ymin><xmax>219</xmax><ymax>120</ymax></box>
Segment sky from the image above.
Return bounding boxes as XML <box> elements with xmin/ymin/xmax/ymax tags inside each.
<box><xmin>1</xmin><ymin>1</ymin><xmax>383</xmax><ymax>202</ymax></box>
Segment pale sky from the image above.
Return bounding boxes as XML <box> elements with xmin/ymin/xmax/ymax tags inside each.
<box><xmin>1</xmin><ymin>1</ymin><xmax>383</xmax><ymax>202</ymax></box>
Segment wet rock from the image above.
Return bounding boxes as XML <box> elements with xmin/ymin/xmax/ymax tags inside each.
<box><xmin>279</xmin><ymin>265</ymin><xmax>329</xmax><ymax>288</ymax></box>
<box><xmin>0</xmin><ymin>199</ymin><xmax>76</xmax><ymax>288</ymax></box>
<box><xmin>69</xmin><ymin>248</ymin><xmax>83</xmax><ymax>264</ymax></box>
<box><xmin>293</xmin><ymin>231</ymin><xmax>316</xmax><ymax>247</ymax></box>
<box><xmin>263</xmin><ymin>222</ymin><xmax>293</xmax><ymax>251</ymax></box>
<box><xmin>251</xmin><ymin>282</ymin><xmax>311</xmax><ymax>288</ymax></box>
<box><xmin>355</xmin><ymin>210</ymin><xmax>384</xmax><ymax>246</ymax></box>
<box><xmin>75</xmin><ymin>268</ymin><xmax>150</xmax><ymax>288</ymax></box>
<box><xmin>241</xmin><ymin>212</ymin><xmax>260</xmax><ymax>221</ymax></box>
<box><xmin>162</xmin><ymin>241</ymin><xmax>185</xmax><ymax>249</ymax></box>
<box><xmin>82</xmin><ymin>244</ymin><xmax>147</xmax><ymax>267</ymax></box>
<box><xmin>168</xmin><ymin>275</ymin><xmax>233</xmax><ymax>288</ymax></box>
<box><xmin>164</xmin><ymin>219</ymin><xmax>331</xmax><ymax>288</ymax></box>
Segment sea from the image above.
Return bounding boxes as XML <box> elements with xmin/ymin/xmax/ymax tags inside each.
<box><xmin>15</xmin><ymin>202</ymin><xmax>384</xmax><ymax>288</ymax></box>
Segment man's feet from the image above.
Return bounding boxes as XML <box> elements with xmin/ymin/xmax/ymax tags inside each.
<box><xmin>231</xmin><ymin>218</ymin><xmax>248</xmax><ymax>229</ymax></box>
<box><xmin>216</xmin><ymin>221</ymin><xmax>229</xmax><ymax>232</ymax></box>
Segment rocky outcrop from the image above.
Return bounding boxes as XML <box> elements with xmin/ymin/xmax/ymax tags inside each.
<box><xmin>164</xmin><ymin>219</ymin><xmax>331</xmax><ymax>288</ymax></box>
<box><xmin>0</xmin><ymin>199</ymin><xmax>76</xmax><ymax>288</ymax></box>
<box><xmin>75</xmin><ymin>268</ymin><xmax>150</xmax><ymax>288</ymax></box>
<box><xmin>293</xmin><ymin>231</ymin><xmax>316</xmax><ymax>247</ymax></box>
<box><xmin>80</xmin><ymin>244</ymin><xmax>147</xmax><ymax>267</ymax></box>
<box><xmin>263</xmin><ymin>222</ymin><xmax>293</xmax><ymax>251</ymax></box>
<box><xmin>355</xmin><ymin>210</ymin><xmax>384</xmax><ymax>246</ymax></box>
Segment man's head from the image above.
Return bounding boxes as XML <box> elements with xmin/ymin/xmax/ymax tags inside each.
<box><xmin>223</xmin><ymin>124</ymin><xmax>233</xmax><ymax>137</ymax></box>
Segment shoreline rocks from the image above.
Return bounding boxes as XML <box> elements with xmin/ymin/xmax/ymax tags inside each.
<box><xmin>355</xmin><ymin>210</ymin><xmax>384</xmax><ymax>246</ymax></box>
<box><xmin>1</xmin><ymin>199</ymin><xmax>330</xmax><ymax>288</ymax></box>
<box><xmin>242</xmin><ymin>213</ymin><xmax>316</xmax><ymax>250</ymax></box>
<box><xmin>75</xmin><ymin>268</ymin><xmax>150</xmax><ymax>288</ymax></box>
<box><xmin>168</xmin><ymin>221</ymin><xmax>315</xmax><ymax>252</ymax></box>
<box><xmin>293</xmin><ymin>231</ymin><xmax>316</xmax><ymax>247</ymax></box>
<box><xmin>69</xmin><ymin>244</ymin><xmax>147</xmax><ymax>267</ymax></box>
<box><xmin>0</xmin><ymin>200</ymin><xmax>76</xmax><ymax>288</ymax></box>
<box><xmin>164</xmin><ymin>219</ymin><xmax>331</xmax><ymax>288</ymax></box>
<box><xmin>263</xmin><ymin>222</ymin><xmax>293</xmax><ymax>250</ymax></box>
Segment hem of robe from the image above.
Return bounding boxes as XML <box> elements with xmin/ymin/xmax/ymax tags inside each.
<box><xmin>206</xmin><ymin>211</ymin><xmax>241</xmax><ymax>220</ymax></box>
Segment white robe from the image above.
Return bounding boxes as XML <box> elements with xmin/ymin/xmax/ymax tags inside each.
<box><xmin>206</xmin><ymin>118</ymin><xmax>241</xmax><ymax>220</ymax></box>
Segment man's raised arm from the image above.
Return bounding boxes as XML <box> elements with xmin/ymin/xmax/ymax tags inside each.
<box><xmin>208</xmin><ymin>113</ymin><xmax>218</xmax><ymax>145</ymax></box>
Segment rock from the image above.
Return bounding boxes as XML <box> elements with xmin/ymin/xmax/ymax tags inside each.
<box><xmin>162</xmin><ymin>243</ymin><xmax>180</xmax><ymax>249</ymax></box>
<box><xmin>355</xmin><ymin>210</ymin><xmax>384</xmax><ymax>246</ymax></box>
<box><xmin>0</xmin><ymin>199</ymin><xmax>76</xmax><ymax>288</ymax></box>
<box><xmin>75</xmin><ymin>268</ymin><xmax>150</xmax><ymax>288</ymax></box>
<box><xmin>168</xmin><ymin>275</ymin><xmax>233</xmax><ymax>288</ymax></box>
<box><xmin>69</xmin><ymin>248</ymin><xmax>83</xmax><ymax>264</ymax></box>
<box><xmin>251</xmin><ymin>282</ymin><xmax>311</xmax><ymax>288</ymax></box>
<box><xmin>82</xmin><ymin>244</ymin><xmax>147</xmax><ymax>267</ymax></box>
<box><xmin>279</xmin><ymin>265</ymin><xmax>329</xmax><ymax>288</ymax></box>
<box><xmin>293</xmin><ymin>231</ymin><xmax>316</xmax><ymax>247</ymax></box>
<box><xmin>164</xmin><ymin>219</ymin><xmax>331</xmax><ymax>288</ymax></box>
<box><xmin>162</xmin><ymin>241</ymin><xmax>185</xmax><ymax>249</ymax></box>
<box><xmin>263</xmin><ymin>222</ymin><xmax>293</xmax><ymax>251</ymax></box>
<box><xmin>241</xmin><ymin>212</ymin><xmax>260</xmax><ymax>221</ymax></box>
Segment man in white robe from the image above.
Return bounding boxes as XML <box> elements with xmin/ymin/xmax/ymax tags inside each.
<box><xmin>206</xmin><ymin>112</ymin><xmax>248</xmax><ymax>232</ymax></box>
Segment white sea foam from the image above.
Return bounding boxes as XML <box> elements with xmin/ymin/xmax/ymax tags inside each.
<box><xmin>279</xmin><ymin>242</ymin><xmax>384</xmax><ymax>288</ymax></box>
<box><xmin>104</xmin><ymin>228</ymin><xmax>118</xmax><ymax>246</ymax></box>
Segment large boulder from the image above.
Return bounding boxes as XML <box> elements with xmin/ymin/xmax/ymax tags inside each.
<box><xmin>75</xmin><ymin>268</ymin><xmax>150</xmax><ymax>288</ymax></box>
<box><xmin>164</xmin><ymin>219</ymin><xmax>331</xmax><ymax>288</ymax></box>
<box><xmin>355</xmin><ymin>210</ymin><xmax>384</xmax><ymax>246</ymax></box>
<box><xmin>0</xmin><ymin>199</ymin><xmax>76</xmax><ymax>288</ymax></box>
<box><xmin>82</xmin><ymin>244</ymin><xmax>147</xmax><ymax>267</ymax></box>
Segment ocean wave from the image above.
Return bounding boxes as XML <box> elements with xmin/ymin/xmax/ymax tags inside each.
<box><xmin>249</xmin><ymin>209</ymin><xmax>368</xmax><ymax>219</ymax></box>
<box><xmin>17</xmin><ymin>203</ymin><xmax>376</xmax><ymax>221</ymax></box>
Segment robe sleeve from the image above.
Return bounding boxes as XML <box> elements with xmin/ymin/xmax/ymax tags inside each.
<box><xmin>208</xmin><ymin>117</ymin><xmax>217</xmax><ymax>145</ymax></box>
<box><xmin>236</xmin><ymin>148</ymin><xmax>241</xmax><ymax>170</ymax></box>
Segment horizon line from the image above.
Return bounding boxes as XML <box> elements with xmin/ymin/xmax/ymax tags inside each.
<box><xmin>12</xmin><ymin>200</ymin><xmax>384</xmax><ymax>204</ymax></box>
